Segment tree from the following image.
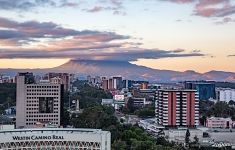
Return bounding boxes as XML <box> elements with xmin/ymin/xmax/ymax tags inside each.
<box><xmin>229</xmin><ymin>100</ymin><xmax>235</xmax><ymax>106</ymax></box>
<box><xmin>185</xmin><ymin>129</ymin><xmax>190</xmax><ymax>146</ymax></box>
<box><xmin>199</xmin><ymin>115</ymin><xmax>207</xmax><ymax>126</ymax></box>
<box><xmin>193</xmin><ymin>135</ymin><xmax>199</xmax><ymax>144</ymax></box>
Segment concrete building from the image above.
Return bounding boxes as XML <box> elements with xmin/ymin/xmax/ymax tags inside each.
<box><xmin>102</xmin><ymin>79</ymin><xmax>109</xmax><ymax>90</ymax></box>
<box><xmin>46</xmin><ymin>73</ymin><xmax>72</xmax><ymax>91</ymax></box>
<box><xmin>50</xmin><ymin>77</ymin><xmax>63</xmax><ymax>84</ymax></box>
<box><xmin>155</xmin><ymin>89</ymin><xmax>199</xmax><ymax>127</ymax></box>
<box><xmin>16</xmin><ymin>72</ymin><xmax>63</xmax><ymax>128</ymax></box>
<box><xmin>140</xmin><ymin>82</ymin><xmax>148</xmax><ymax>89</ymax></box>
<box><xmin>216</xmin><ymin>88</ymin><xmax>235</xmax><ymax>102</ymax></box>
<box><xmin>0</xmin><ymin>75</ymin><xmax>15</xmax><ymax>83</ymax></box>
<box><xmin>129</xmin><ymin>97</ymin><xmax>147</xmax><ymax>108</ymax></box>
<box><xmin>101</xmin><ymin>99</ymin><xmax>114</xmax><ymax>106</ymax></box>
<box><xmin>108</xmin><ymin>78</ymin><xmax>113</xmax><ymax>89</ymax></box>
<box><xmin>206</xmin><ymin>117</ymin><xmax>233</xmax><ymax>128</ymax></box>
<box><xmin>0</xmin><ymin>128</ymin><xmax>111</xmax><ymax>150</ymax></box>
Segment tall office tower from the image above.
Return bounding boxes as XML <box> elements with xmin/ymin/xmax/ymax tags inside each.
<box><xmin>113</xmin><ymin>76</ymin><xmax>122</xmax><ymax>90</ymax></box>
<box><xmin>102</xmin><ymin>79</ymin><xmax>109</xmax><ymax>90</ymax></box>
<box><xmin>16</xmin><ymin>72</ymin><xmax>63</xmax><ymax>128</ymax></box>
<box><xmin>122</xmin><ymin>79</ymin><xmax>127</xmax><ymax>89</ymax></box>
<box><xmin>184</xmin><ymin>81</ymin><xmax>216</xmax><ymax>100</ymax></box>
<box><xmin>87</xmin><ymin>75</ymin><xmax>92</xmax><ymax>83</ymax></box>
<box><xmin>155</xmin><ymin>89</ymin><xmax>199</xmax><ymax>127</ymax></box>
<box><xmin>108</xmin><ymin>78</ymin><xmax>113</xmax><ymax>89</ymax></box>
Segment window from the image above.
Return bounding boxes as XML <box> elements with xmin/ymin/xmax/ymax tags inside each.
<box><xmin>39</xmin><ymin>97</ymin><xmax>54</xmax><ymax>113</ymax></box>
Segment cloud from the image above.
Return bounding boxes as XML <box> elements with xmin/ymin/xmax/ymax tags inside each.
<box><xmin>83</xmin><ymin>0</ymin><xmax>126</xmax><ymax>15</ymax></box>
<box><xmin>0</xmin><ymin>48</ymin><xmax>205</xmax><ymax>61</ymax></box>
<box><xmin>165</xmin><ymin>0</ymin><xmax>235</xmax><ymax>18</ymax></box>
<box><xmin>194</xmin><ymin>0</ymin><xmax>235</xmax><ymax>17</ymax></box>
<box><xmin>0</xmin><ymin>17</ymin><xmax>205</xmax><ymax>61</ymax></box>
<box><xmin>0</xmin><ymin>17</ymin><xmax>128</xmax><ymax>46</ymax></box>
<box><xmin>0</xmin><ymin>0</ymin><xmax>55</xmax><ymax>10</ymax></box>
<box><xmin>85</xmin><ymin>6</ymin><xmax>104</xmax><ymax>12</ymax></box>
<box><xmin>0</xmin><ymin>0</ymin><xmax>79</xmax><ymax>10</ymax></box>
<box><xmin>215</xmin><ymin>17</ymin><xmax>235</xmax><ymax>24</ymax></box>
<box><xmin>165</xmin><ymin>0</ymin><xmax>196</xmax><ymax>3</ymax></box>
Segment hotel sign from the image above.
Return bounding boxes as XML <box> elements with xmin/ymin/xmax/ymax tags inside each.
<box><xmin>12</xmin><ymin>135</ymin><xmax>64</xmax><ymax>140</ymax></box>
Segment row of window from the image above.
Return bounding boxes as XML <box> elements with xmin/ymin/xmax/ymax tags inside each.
<box><xmin>27</xmin><ymin>89</ymin><xmax>59</xmax><ymax>92</ymax></box>
<box><xmin>27</xmin><ymin>93</ymin><xmax>59</xmax><ymax>95</ymax></box>
<box><xmin>27</xmin><ymin>97</ymin><xmax>58</xmax><ymax>99</ymax></box>
<box><xmin>26</xmin><ymin>115</ymin><xmax>59</xmax><ymax>117</ymax></box>
<box><xmin>27</xmin><ymin>86</ymin><xmax>59</xmax><ymax>88</ymax></box>
<box><xmin>26</xmin><ymin>111</ymin><xmax>59</xmax><ymax>114</ymax></box>
<box><xmin>26</xmin><ymin>118</ymin><xmax>58</xmax><ymax>121</ymax></box>
<box><xmin>26</xmin><ymin>122</ymin><xmax>58</xmax><ymax>125</ymax></box>
<box><xmin>27</xmin><ymin>100</ymin><xmax>59</xmax><ymax>103</ymax></box>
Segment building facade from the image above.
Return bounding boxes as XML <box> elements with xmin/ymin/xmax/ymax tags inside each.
<box><xmin>155</xmin><ymin>89</ymin><xmax>199</xmax><ymax>127</ymax></box>
<box><xmin>184</xmin><ymin>81</ymin><xmax>216</xmax><ymax>100</ymax></box>
<box><xmin>0</xmin><ymin>128</ymin><xmax>111</xmax><ymax>150</ymax></box>
<box><xmin>46</xmin><ymin>72</ymin><xmax>72</xmax><ymax>91</ymax></box>
<box><xmin>216</xmin><ymin>88</ymin><xmax>235</xmax><ymax>102</ymax></box>
<box><xmin>16</xmin><ymin>73</ymin><xmax>63</xmax><ymax>128</ymax></box>
<box><xmin>206</xmin><ymin>117</ymin><xmax>233</xmax><ymax>128</ymax></box>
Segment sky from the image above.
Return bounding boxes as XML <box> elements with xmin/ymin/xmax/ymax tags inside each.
<box><xmin>0</xmin><ymin>0</ymin><xmax>234</xmax><ymax>73</ymax></box>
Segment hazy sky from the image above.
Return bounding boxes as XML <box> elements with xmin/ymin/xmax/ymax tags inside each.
<box><xmin>0</xmin><ymin>0</ymin><xmax>234</xmax><ymax>72</ymax></box>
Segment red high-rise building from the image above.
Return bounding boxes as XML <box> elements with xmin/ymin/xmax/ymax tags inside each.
<box><xmin>155</xmin><ymin>89</ymin><xmax>199</xmax><ymax>127</ymax></box>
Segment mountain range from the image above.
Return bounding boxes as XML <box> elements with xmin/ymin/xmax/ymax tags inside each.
<box><xmin>0</xmin><ymin>59</ymin><xmax>235</xmax><ymax>82</ymax></box>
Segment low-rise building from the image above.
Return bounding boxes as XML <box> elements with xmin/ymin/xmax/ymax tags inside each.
<box><xmin>206</xmin><ymin>117</ymin><xmax>233</xmax><ymax>128</ymax></box>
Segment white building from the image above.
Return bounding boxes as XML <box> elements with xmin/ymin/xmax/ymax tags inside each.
<box><xmin>216</xmin><ymin>88</ymin><xmax>235</xmax><ymax>103</ymax></box>
<box><xmin>0</xmin><ymin>128</ymin><xmax>111</xmax><ymax>150</ymax></box>
<box><xmin>16</xmin><ymin>72</ymin><xmax>63</xmax><ymax>128</ymax></box>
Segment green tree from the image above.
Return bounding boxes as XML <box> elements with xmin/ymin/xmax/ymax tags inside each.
<box><xmin>185</xmin><ymin>129</ymin><xmax>191</xmax><ymax>147</ymax></box>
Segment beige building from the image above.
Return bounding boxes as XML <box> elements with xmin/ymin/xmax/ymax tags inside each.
<box><xmin>16</xmin><ymin>73</ymin><xmax>63</xmax><ymax>128</ymax></box>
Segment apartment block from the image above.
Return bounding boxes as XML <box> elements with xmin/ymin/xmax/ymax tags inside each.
<box><xmin>155</xmin><ymin>89</ymin><xmax>199</xmax><ymax>127</ymax></box>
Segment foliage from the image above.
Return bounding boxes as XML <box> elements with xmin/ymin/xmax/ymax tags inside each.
<box><xmin>61</xmin><ymin>108</ymin><xmax>71</xmax><ymax>127</ymax></box>
<box><xmin>0</xmin><ymin>83</ymin><xmax>16</xmax><ymax>105</ymax></box>
<box><xmin>135</xmin><ymin>107</ymin><xmax>155</xmax><ymax>118</ymax></box>
<box><xmin>200</xmin><ymin>100</ymin><xmax>235</xmax><ymax>121</ymax></box>
<box><xmin>71</xmin><ymin>81</ymin><xmax>112</xmax><ymax>108</ymax></box>
<box><xmin>194</xmin><ymin>135</ymin><xmax>199</xmax><ymax>143</ymax></box>
<box><xmin>70</xmin><ymin>81</ymin><xmax>176</xmax><ymax>150</ymax></box>
<box><xmin>0</xmin><ymin>83</ymin><xmax>16</xmax><ymax>113</ymax></box>
<box><xmin>207</xmin><ymin>101</ymin><xmax>235</xmax><ymax>118</ymax></box>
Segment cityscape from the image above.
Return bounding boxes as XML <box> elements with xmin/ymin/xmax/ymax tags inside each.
<box><xmin>0</xmin><ymin>0</ymin><xmax>235</xmax><ymax>150</ymax></box>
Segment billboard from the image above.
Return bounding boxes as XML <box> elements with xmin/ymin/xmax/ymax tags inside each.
<box><xmin>114</xmin><ymin>95</ymin><xmax>124</xmax><ymax>101</ymax></box>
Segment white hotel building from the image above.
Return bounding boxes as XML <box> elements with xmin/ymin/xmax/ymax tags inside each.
<box><xmin>216</xmin><ymin>88</ymin><xmax>235</xmax><ymax>103</ymax></box>
<box><xmin>16</xmin><ymin>73</ymin><xmax>63</xmax><ymax>128</ymax></box>
<box><xmin>0</xmin><ymin>128</ymin><xmax>111</xmax><ymax>150</ymax></box>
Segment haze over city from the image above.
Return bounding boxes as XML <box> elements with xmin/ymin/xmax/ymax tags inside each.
<box><xmin>0</xmin><ymin>0</ymin><xmax>235</xmax><ymax>73</ymax></box>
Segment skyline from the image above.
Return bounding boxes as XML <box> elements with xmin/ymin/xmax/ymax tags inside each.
<box><xmin>0</xmin><ymin>0</ymin><xmax>235</xmax><ymax>73</ymax></box>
